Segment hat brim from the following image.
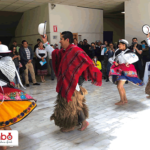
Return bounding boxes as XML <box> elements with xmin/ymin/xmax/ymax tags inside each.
<box><xmin>142</xmin><ymin>24</ymin><xmax>150</xmax><ymax>35</ymax></box>
<box><xmin>0</xmin><ymin>50</ymin><xmax>12</xmax><ymax>53</ymax></box>
<box><xmin>43</xmin><ymin>21</ymin><xmax>47</xmax><ymax>36</ymax></box>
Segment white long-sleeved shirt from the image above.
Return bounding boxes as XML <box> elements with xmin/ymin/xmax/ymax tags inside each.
<box><xmin>109</xmin><ymin>48</ymin><xmax>139</xmax><ymax>65</ymax></box>
<box><xmin>146</xmin><ymin>38</ymin><xmax>150</xmax><ymax>47</ymax></box>
<box><xmin>43</xmin><ymin>42</ymin><xmax>54</xmax><ymax>59</ymax></box>
<box><xmin>35</xmin><ymin>48</ymin><xmax>47</xmax><ymax>59</ymax></box>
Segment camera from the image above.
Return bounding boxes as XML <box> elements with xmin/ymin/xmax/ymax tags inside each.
<box><xmin>51</xmin><ymin>4</ymin><xmax>56</xmax><ymax>9</ymax></box>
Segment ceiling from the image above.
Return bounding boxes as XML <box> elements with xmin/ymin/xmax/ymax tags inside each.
<box><xmin>0</xmin><ymin>0</ymin><xmax>128</xmax><ymax>15</ymax></box>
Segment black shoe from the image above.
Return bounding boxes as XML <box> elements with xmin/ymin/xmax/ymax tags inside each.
<box><xmin>33</xmin><ymin>83</ymin><xmax>40</xmax><ymax>85</ymax></box>
<box><xmin>106</xmin><ymin>79</ymin><xmax>109</xmax><ymax>82</ymax></box>
<box><xmin>51</xmin><ymin>79</ymin><xmax>54</xmax><ymax>80</ymax></box>
<box><xmin>26</xmin><ymin>84</ymin><xmax>30</xmax><ymax>87</ymax></box>
<box><xmin>125</xmin><ymin>81</ymin><xmax>128</xmax><ymax>84</ymax></box>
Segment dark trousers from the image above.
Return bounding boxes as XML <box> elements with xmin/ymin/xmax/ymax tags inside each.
<box><xmin>133</xmin><ymin>60</ymin><xmax>143</xmax><ymax>80</ymax></box>
<box><xmin>49</xmin><ymin>59</ymin><xmax>55</xmax><ymax>80</ymax></box>
<box><xmin>78</xmin><ymin>110</ymin><xmax>85</xmax><ymax>124</ymax></box>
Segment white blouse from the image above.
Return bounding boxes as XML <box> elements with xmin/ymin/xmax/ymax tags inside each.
<box><xmin>109</xmin><ymin>48</ymin><xmax>139</xmax><ymax>65</ymax></box>
<box><xmin>147</xmin><ymin>38</ymin><xmax>150</xmax><ymax>47</ymax></box>
<box><xmin>35</xmin><ymin>48</ymin><xmax>47</xmax><ymax>59</ymax></box>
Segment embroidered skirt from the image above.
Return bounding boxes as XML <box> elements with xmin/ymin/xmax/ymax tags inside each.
<box><xmin>109</xmin><ymin>64</ymin><xmax>144</xmax><ymax>86</ymax></box>
<box><xmin>50</xmin><ymin>86</ymin><xmax>89</xmax><ymax>129</ymax></box>
<box><xmin>0</xmin><ymin>87</ymin><xmax>37</xmax><ymax>128</ymax></box>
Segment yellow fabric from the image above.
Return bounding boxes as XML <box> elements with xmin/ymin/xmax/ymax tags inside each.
<box><xmin>93</xmin><ymin>61</ymin><xmax>102</xmax><ymax>70</ymax></box>
<box><xmin>0</xmin><ymin>101</ymin><xmax>36</xmax><ymax>128</ymax></box>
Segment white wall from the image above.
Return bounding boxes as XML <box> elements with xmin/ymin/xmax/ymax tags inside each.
<box><xmin>48</xmin><ymin>3</ymin><xmax>103</xmax><ymax>45</ymax></box>
<box><xmin>125</xmin><ymin>0</ymin><xmax>150</xmax><ymax>44</ymax></box>
<box><xmin>13</xmin><ymin>4</ymin><xmax>49</xmax><ymax>49</ymax></box>
<box><xmin>104</xmin><ymin>18</ymin><xmax>124</xmax><ymax>43</ymax></box>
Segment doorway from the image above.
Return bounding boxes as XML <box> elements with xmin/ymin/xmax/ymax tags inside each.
<box><xmin>103</xmin><ymin>31</ymin><xmax>113</xmax><ymax>43</ymax></box>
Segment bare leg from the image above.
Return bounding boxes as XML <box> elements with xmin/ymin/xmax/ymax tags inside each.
<box><xmin>123</xmin><ymin>88</ymin><xmax>128</xmax><ymax>103</ymax></box>
<box><xmin>116</xmin><ymin>80</ymin><xmax>126</xmax><ymax>105</ymax></box>
<box><xmin>4</xmin><ymin>126</ymin><xmax>11</xmax><ymax>130</ymax></box>
<box><xmin>40</xmin><ymin>76</ymin><xmax>43</xmax><ymax>82</ymax></box>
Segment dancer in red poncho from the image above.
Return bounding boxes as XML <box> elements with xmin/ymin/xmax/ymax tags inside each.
<box><xmin>41</xmin><ymin>32</ymin><xmax>102</xmax><ymax>132</ymax></box>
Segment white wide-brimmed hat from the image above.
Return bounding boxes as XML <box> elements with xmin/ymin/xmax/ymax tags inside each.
<box><xmin>38</xmin><ymin>21</ymin><xmax>47</xmax><ymax>36</ymax></box>
<box><xmin>0</xmin><ymin>44</ymin><xmax>11</xmax><ymax>53</ymax></box>
<box><xmin>119</xmin><ymin>39</ymin><xmax>129</xmax><ymax>46</ymax></box>
<box><xmin>142</xmin><ymin>24</ymin><xmax>150</xmax><ymax>35</ymax></box>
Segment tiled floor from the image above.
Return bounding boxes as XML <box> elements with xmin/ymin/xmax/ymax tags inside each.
<box><xmin>7</xmin><ymin>79</ymin><xmax>150</xmax><ymax>150</ymax></box>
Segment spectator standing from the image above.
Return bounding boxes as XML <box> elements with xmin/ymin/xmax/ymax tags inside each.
<box><xmin>10</xmin><ymin>46</ymin><xmax>20</xmax><ymax>88</ymax></box>
<box><xmin>82</xmin><ymin>39</ymin><xmax>90</xmax><ymax>55</ymax></box>
<box><xmin>10</xmin><ymin>41</ymin><xmax>20</xmax><ymax>53</ymax></box>
<box><xmin>130</xmin><ymin>38</ymin><xmax>143</xmax><ymax>80</ymax></box>
<box><xmin>105</xmin><ymin>42</ymin><xmax>115</xmax><ymax>82</ymax></box>
<box><xmin>93</xmin><ymin>56</ymin><xmax>102</xmax><ymax>71</ymax></box>
<box><xmin>89</xmin><ymin>42</ymin><xmax>96</xmax><ymax>59</ymax></box>
<box><xmin>95</xmin><ymin>40</ymin><xmax>102</xmax><ymax>61</ymax></box>
<box><xmin>35</xmin><ymin>42</ymin><xmax>48</xmax><ymax>82</ymax></box>
<box><xmin>34</xmin><ymin>39</ymin><xmax>41</xmax><ymax>52</ymax></box>
<box><xmin>78</xmin><ymin>41</ymin><xmax>83</xmax><ymax>49</ymax></box>
<box><xmin>73</xmin><ymin>38</ymin><xmax>78</xmax><ymax>46</ymax></box>
<box><xmin>141</xmin><ymin>40</ymin><xmax>150</xmax><ymax>69</ymax></box>
<box><xmin>44</xmin><ymin>42</ymin><xmax>55</xmax><ymax>80</ymax></box>
<box><xmin>19</xmin><ymin>40</ymin><xmax>40</xmax><ymax>87</ymax></box>
<box><xmin>101</xmin><ymin>41</ymin><xmax>109</xmax><ymax>79</ymax></box>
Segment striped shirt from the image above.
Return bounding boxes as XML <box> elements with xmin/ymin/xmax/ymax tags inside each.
<box><xmin>25</xmin><ymin>48</ymin><xmax>30</xmax><ymax>59</ymax></box>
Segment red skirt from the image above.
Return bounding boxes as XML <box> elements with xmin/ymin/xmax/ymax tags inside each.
<box><xmin>109</xmin><ymin>64</ymin><xmax>138</xmax><ymax>77</ymax></box>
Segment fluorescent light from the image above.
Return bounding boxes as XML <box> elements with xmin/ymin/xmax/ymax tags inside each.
<box><xmin>121</xmin><ymin>12</ymin><xmax>125</xmax><ymax>14</ymax></box>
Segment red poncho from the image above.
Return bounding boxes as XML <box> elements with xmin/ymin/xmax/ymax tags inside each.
<box><xmin>52</xmin><ymin>44</ymin><xmax>102</xmax><ymax>102</ymax></box>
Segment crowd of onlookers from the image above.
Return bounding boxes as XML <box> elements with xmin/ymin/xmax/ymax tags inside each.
<box><xmin>0</xmin><ymin>36</ymin><xmax>149</xmax><ymax>88</ymax></box>
<box><xmin>75</xmin><ymin>37</ymin><xmax>150</xmax><ymax>82</ymax></box>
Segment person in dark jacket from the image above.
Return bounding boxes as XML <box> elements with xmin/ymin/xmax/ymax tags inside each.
<box><xmin>19</xmin><ymin>40</ymin><xmax>40</xmax><ymax>87</ymax></box>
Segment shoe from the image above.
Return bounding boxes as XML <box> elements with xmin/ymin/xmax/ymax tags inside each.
<box><xmin>33</xmin><ymin>83</ymin><xmax>40</xmax><ymax>85</ymax></box>
<box><xmin>26</xmin><ymin>84</ymin><xmax>30</xmax><ymax>87</ymax></box>
<box><xmin>51</xmin><ymin>79</ymin><xmax>54</xmax><ymax>80</ymax></box>
<box><xmin>125</xmin><ymin>81</ymin><xmax>128</xmax><ymax>84</ymax></box>
<box><xmin>106</xmin><ymin>79</ymin><xmax>109</xmax><ymax>82</ymax></box>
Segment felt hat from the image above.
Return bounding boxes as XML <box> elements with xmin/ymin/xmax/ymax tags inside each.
<box><xmin>142</xmin><ymin>24</ymin><xmax>150</xmax><ymax>35</ymax></box>
<box><xmin>0</xmin><ymin>44</ymin><xmax>11</xmax><ymax>53</ymax></box>
<box><xmin>38</xmin><ymin>21</ymin><xmax>47</xmax><ymax>36</ymax></box>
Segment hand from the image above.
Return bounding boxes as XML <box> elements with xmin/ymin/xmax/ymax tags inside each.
<box><xmin>28</xmin><ymin>60</ymin><xmax>32</xmax><ymax>63</ymax></box>
<box><xmin>126</xmin><ymin>63</ymin><xmax>129</xmax><ymax>67</ymax></box>
<box><xmin>41</xmin><ymin>57</ymin><xmax>44</xmax><ymax>62</ymax></box>
<box><xmin>115</xmin><ymin>62</ymin><xmax>118</xmax><ymax>66</ymax></box>
<box><xmin>147</xmin><ymin>27</ymin><xmax>150</xmax><ymax>38</ymax></box>
<box><xmin>41</xmin><ymin>34</ymin><xmax>48</xmax><ymax>44</ymax></box>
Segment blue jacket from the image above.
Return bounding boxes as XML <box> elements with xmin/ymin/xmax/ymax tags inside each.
<box><xmin>19</xmin><ymin>46</ymin><xmax>33</xmax><ymax>65</ymax></box>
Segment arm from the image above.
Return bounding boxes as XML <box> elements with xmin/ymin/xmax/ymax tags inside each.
<box><xmin>43</xmin><ymin>50</ymin><xmax>47</xmax><ymax>58</ymax></box>
<box><xmin>41</xmin><ymin>34</ymin><xmax>54</xmax><ymax>56</ymax></box>
<box><xmin>29</xmin><ymin>47</ymin><xmax>33</xmax><ymax>60</ymax></box>
<box><xmin>35</xmin><ymin>48</ymin><xmax>41</xmax><ymax>59</ymax></box>
<box><xmin>135</xmin><ymin>45</ymin><xmax>142</xmax><ymax>55</ymax></box>
<box><xmin>123</xmin><ymin>53</ymin><xmax>139</xmax><ymax>64</ymax></box>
